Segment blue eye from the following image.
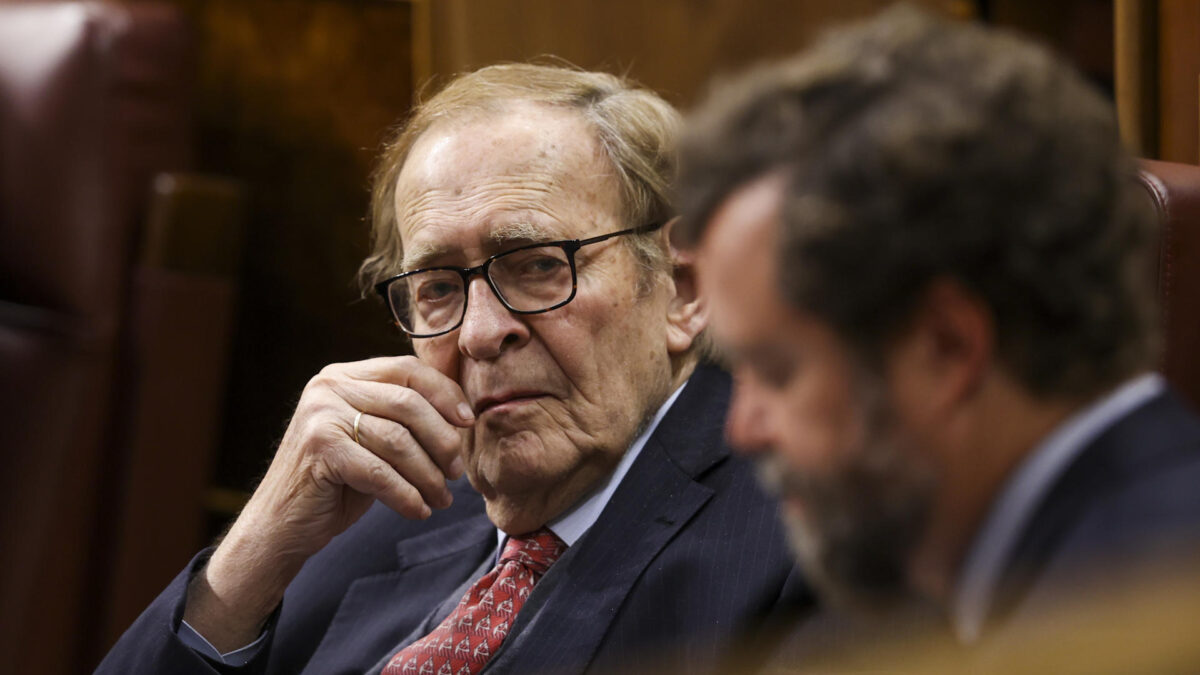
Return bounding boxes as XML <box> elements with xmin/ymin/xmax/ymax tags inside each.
<box><xmin>519</xmin><ymin>255</ymin><xmax>567</xmax><ymax>276</ymax></box>
<box><xmin>415</xmin><ymin>278</ymin><xmax>461</xmax><ymax>303</ymax></box>
<box><xmin>494</xmin><ymin>248</ymin><xmax>569</xmax><ymax>282</ymax></box>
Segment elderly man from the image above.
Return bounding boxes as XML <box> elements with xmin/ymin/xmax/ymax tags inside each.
<box><xmin>675</xmin><ymin>6</ymin><xmax>1200</xmax><ymax>653</ymax></box>
<box><xmin>99</xmin><ymin>65</ymin><xmax>807</xmax><ymax>674</ymax></box>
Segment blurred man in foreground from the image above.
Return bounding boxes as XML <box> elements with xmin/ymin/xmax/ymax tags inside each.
<box><xmin>675</xmin><ymin>5</ymin><xmax>1200</xmax><ymax>656</ymax></box>
<box><xmin>99</xmin><ymin>63</ymin><xmax>808</xmax><ymax>675</ymax></box>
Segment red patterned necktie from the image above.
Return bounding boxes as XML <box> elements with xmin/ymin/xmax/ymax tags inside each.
<box><xmin>382</xmin><ymin>528</ymin><xmax>567</xmax><ymax>675</ymax></box>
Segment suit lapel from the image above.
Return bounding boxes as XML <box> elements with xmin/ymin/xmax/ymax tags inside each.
<box><xmin>990</xmin><ymin>389</ymin><xmax>1200</xmax><ymax>627</ymax></box>
<box><xmin>388</xmin><ymin>512</ymin><xmax>497</xmax><ymax>568</ymax></box>
<box><xmin>302</xmin><ymin>513</ymin><xmax>496</xmax><ymax>674</ymax></box>
<box><xmin>485</xmin><ymin>365</ymin><xmax>733</xmax><ymax>674</ymax></box>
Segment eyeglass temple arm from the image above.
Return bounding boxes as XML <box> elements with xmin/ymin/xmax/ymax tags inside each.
<box><xmin>572</xmin><ymin>220</ymin><xmax>666</xmax><ymax>248</ymax></box>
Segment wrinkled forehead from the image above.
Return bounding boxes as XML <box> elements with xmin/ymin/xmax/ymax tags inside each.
<box><xmin>393</xmin><ymin>104</ymin><xmax>623</xmax><ymax>268</ymax></box>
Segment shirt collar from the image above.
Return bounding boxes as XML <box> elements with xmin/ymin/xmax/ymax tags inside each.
<box><xmin>951</xmin><ymin>372</ymin><xmax>1165</xmax><ymax>643</ymax></box>
<box><xmin>494</xmin><ymin>380</ymin><xmax>688</xmax><ymax>554</ymax></box>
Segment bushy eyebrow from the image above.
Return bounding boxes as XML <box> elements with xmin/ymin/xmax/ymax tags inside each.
<box><xmin>401</xmin><ymin>241</ymin><xmax>451</xmax><ymax>272</ymax></box>
<box><xmin>402</xmin><ymin>221</ymin><xmax>568</xmax><ymax>272</ymax></box>
<box><xmin>488</xmin><ymin>221</ymin><xmax>560</xmax><ymax>246</ymax></box>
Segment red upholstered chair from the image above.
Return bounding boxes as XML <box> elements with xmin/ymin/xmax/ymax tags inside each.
<box><xmin>0</xmin><ymin>3</ymin><xmax>240</xmax><ymax>671</ymax></box>
<box><xmin>1138</xmin><ymin>159</ymin><xmax>1200</xmax><ymax>411</ymax></box>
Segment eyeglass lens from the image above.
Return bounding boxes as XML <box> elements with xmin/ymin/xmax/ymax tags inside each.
<box><xmin>387</xmin><ymin>245</ymin><xmax>575</xmax><ymax>335</ymax></box>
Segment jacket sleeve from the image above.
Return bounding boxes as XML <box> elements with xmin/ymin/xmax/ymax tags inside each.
<box><xmin>94</xmin><ymin>549</ymin><xmax>278</xmax><ymax>675</ymax></box>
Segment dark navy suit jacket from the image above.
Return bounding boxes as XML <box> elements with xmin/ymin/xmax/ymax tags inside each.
<box><xmin>988</xmin><ymin>388</ymin><xmax>1200</xmax><ymax>633</ymax></box>
<box><xmin>97</xmin><ymin>365</ymin><xmax>812</xmax><ymax>674</ymax></box>
<box><xmin>763</xmin><ymin>387</ymin><xmax>1200</xmax><ymax>669</ymax></box>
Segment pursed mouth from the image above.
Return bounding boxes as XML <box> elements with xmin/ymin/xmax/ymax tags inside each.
<box><xmin>472</xmin><ymin>392</ymin><xmax>551</xmax><ymax>416</ymax></box>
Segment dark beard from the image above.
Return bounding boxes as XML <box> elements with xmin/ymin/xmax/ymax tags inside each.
<box><xmin>762</xmin><ymin>387</ymin><xmax>935</xmax><ymax>614</ymax></box>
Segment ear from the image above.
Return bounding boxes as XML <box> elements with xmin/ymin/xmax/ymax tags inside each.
<box><xmin>886</xmin><ymin>278</ymin><xmax>994</xmax><ymax>421</ymax></box>
<box><xmin>662</xmin><ymin>218</ymin><xmax>709</xmax><ymax>355</ymax></box>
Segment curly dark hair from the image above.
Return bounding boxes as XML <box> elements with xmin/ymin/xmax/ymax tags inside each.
<box><xmin>676</xmin><ymin>6</ymin><xmax>1159</xmax><ymax>397</ymax></box>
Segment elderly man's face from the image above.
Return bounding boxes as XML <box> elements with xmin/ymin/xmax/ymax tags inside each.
<box><xmin>393</xmin><ymin>102</ymin><xmax>682</xmax><ymax>533</ymax></box>
<box><xmin>695</xmin><ymin>175</ymin><xmax>934</xmax><ymax>611</ymax></box>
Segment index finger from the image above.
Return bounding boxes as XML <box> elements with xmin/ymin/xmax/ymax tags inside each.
<box><xmin>346</xmin><ymin>356</ymin><xmax>475</xmax><ymax>427</ymax></box>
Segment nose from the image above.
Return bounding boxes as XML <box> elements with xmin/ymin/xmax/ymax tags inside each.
<box><xmin>457</xmin><ymin>275</ymin><xmax>530</xmax><ymax>360</ymax></box>
<box><xmin>725</xmin><ymin>374</ymin><xmax>774</xmax><ymax>456</ymax></box>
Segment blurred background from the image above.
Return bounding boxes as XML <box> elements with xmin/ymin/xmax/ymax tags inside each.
<box><xmin>0</xmin><ymin>0</ymin><xmax>1189</xmax><ymax>672</ymax></box>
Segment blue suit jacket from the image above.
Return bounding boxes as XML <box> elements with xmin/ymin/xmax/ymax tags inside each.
<box><xmin>97</xmin><ymin>365</ymin><xmax>812</xmax><ymax>674</ymax></box>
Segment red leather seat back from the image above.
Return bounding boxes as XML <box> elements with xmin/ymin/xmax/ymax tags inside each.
<box><xmin>1139</xmin><ymin>159</ymin><xmax>1200</xmax><ymax>410</ymax></box>
<box><xmin>0</xmin><ymin>3</ymin><xmax>191</xmax><ymax>672</ymax></box>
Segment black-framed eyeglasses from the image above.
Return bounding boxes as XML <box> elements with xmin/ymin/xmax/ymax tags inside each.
<box><xmin>375</xmin><ymin>221</ymin><xmax>665</xmax><ymax>338</ymax></box>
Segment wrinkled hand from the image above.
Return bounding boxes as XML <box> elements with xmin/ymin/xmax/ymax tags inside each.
<box><xmin>184</xmin><ymin>356</ymin><xmax>475</xmax><ymax>652</ymax></box>
<box><xmin>242</xmin><ymin>355</ymin><xmax>474</xmax><ymax>555</ymax></box>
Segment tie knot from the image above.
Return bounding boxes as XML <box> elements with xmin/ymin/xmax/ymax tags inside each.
<box><xmin>500</xmin><ymin>527</ymin><xmax>567</xmax><ymax>575</ymax></box>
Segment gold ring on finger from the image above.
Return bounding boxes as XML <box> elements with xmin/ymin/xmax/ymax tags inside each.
<box><xmin>353</xmin><ymin>410</ymin><xmax>364</xmax><ymax>445</ymax></box>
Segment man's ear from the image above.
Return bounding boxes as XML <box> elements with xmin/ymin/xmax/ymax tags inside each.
<box><xmin>662</xmin><ymin>218</ymin><xmax>709</xmax><ymax>355</ymax></box>
<box><xmin>887</xmin><ymin>278</ymin><xmax>994</xmax><ymax>419</ymax></box>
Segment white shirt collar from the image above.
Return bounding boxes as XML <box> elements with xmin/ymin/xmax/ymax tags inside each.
<box><xmin>951</xmin><ymin>372</ymin><xmax>1165</xmax><ymax>643</ymax></box>
<box><xmin>494</xmin><ymin>380</ymin><xmax>688</xmax><ymax>554</ymax></box>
